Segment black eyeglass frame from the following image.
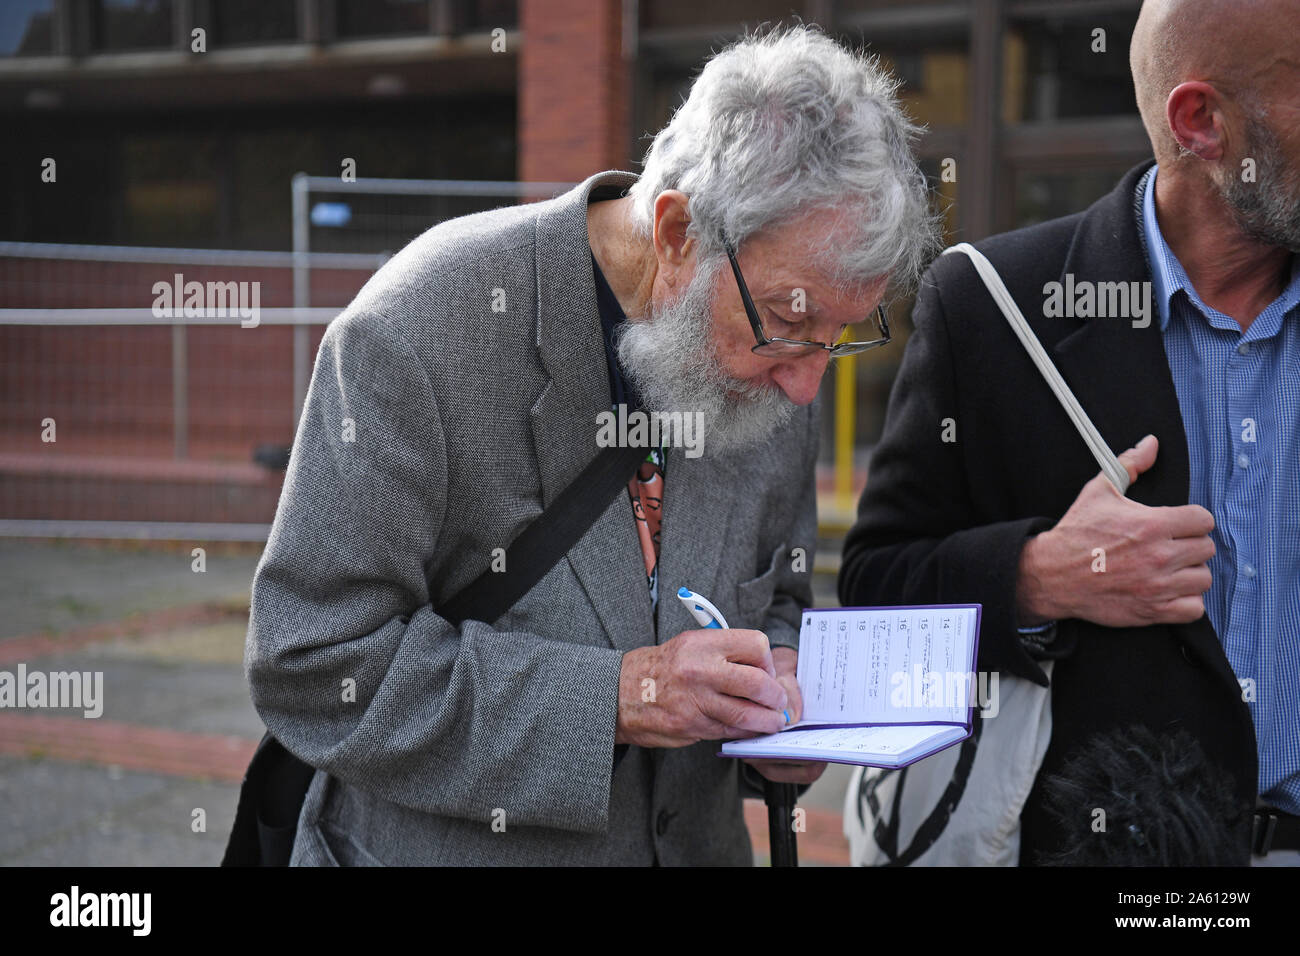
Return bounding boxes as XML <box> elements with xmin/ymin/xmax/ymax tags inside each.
<box><xmin>722</xmin><ymin>237</ymin><xmax>891</xmax><ymax>357</ymax></box>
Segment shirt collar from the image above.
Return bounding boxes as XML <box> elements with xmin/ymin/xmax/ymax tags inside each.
<box><xmin>1140</xmin><ymin>163</ymin><xmax>1300</xmax><ymax>334</ymax></box>
<box><xmin>1140</xmin><ymin>164</ymin><xmax>1187</xmax><ymax>333</ymax></box>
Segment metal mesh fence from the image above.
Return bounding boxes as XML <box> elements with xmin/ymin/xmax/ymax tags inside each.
<box><xmin>0</xmin><ymin>177</ymin><xmax>566</xmax><ymax>538</ymax></box>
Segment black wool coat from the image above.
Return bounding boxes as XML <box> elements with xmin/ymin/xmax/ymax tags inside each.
<box><xmin>839</xmin><ymin>160</ymin><xmax>1257</xmax><ymax>865</ymax></box>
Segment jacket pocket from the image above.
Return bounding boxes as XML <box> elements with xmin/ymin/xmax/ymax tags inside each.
<box><xmin>291</xmin><ymin>820</ymin><xmax>340</xmax><ymax>867</ymax></box>
<box><xmin>734</xmin><ymin>541</ymin><xmax>788</xmax><ymax>626</ymax></box>
<box><xmin>318</xmin><ymin>819</ymin><xmax>388</xmax><ymax>867</ymax></box>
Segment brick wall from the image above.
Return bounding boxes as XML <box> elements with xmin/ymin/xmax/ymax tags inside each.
<box><xmin>518</xmin><ymin>0</ymin><xmax>631</xmax><ymax>183</ymax></box>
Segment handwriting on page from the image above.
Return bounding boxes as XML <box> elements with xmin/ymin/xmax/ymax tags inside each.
<box><xmin>798</xmin><ymin>606</ymin><xmax>976</xmax><ymax>726</ymax></box>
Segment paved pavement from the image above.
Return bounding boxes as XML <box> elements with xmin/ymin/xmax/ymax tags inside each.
<box><xmin>0</xmin><ymin>538</ymin><xmax>854</xmax><ymax>866</ymax></box>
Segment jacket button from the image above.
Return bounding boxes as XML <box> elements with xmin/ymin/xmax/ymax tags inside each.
<box><xmin>656</xmin><ymin>810</ymin><xmax>674</xmax><ymax>836</ymax></box>
<box><xmin>1180</xmin><ymin>643</ymin><xmax>1193</xmax><ymax>663</ymax></box>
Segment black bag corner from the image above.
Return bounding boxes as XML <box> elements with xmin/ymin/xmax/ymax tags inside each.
<box><xmin>221</xmin><ymin>731</ymin><xmax>316</xmax><ymax>866</ymax></box>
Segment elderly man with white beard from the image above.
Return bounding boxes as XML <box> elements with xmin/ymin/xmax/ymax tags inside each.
<box><xmin>244</xmin><ymin>25</ymin><xmax>935</xmax><ymax>866</ymax></box>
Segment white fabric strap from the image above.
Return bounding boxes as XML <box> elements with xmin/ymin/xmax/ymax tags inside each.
<box><xmin>941</xmin><ymin>242</ymin><xmax>1131</xmax><ymax>496</ymax></box>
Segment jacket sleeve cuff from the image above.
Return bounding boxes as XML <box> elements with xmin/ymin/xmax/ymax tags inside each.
<box><xmin>959</xmin><ymin>516</ymin><xmax>1058</xmax><ymax>686</ymax></box>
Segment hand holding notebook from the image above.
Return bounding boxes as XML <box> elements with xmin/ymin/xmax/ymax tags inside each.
<box><xmin>720</xmin><ymin>604</ymin><xmax>983</xmax><ymax>768</ymax></box>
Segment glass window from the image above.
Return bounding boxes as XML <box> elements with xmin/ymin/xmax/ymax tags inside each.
<box><xmin>229</xmin><ymin>101</ymin><xmax>515</xmax><ymax>251</ymax></box>
<box><xmin>639</xmin><ymin>32</ymin><xmax>969</xmax><ymax>139</ymax></box>
<box><xmin>121</xmin><ymin>133</ymin><xmax>220</xmax><ymax>245</ymax></box>
<box><xmin>1004</xmin><ymin>13</ymin><xmax>1139</xmax><ymax>122</ymax></box>
<box><xmin>641</xmin><ymin>0</ymin><xmax>802</xmax><ymax>31</ymax></box>
<box><xmin>210</xmin><ymin>0</ymin><xmax>297</xmax><ymax>46</ymax></box>
<box><xmin>853</xmin><ymin>34</ymin><xmax>969</xmax><ymax>129</ymax></box>
<box><xmin>1012</xmin><ymin>164</ymin><xmax>1133</xmax><ymax>229</ymax></box>
<box><xmin>0</xmin><ymin>0</ymin><xmax>55</xmax><ymax>56</ymax></box>
<box><xmin>93</xmin><ymin>0</ymin><xmax>174</xmax><ymax>52</ymax></box>
<box><xmin>835</xmin><ymin>0</ymin><xmax>961</xmax><ymax>13</ymax></box>
<box><xmin>460</xmin><ymin>1</ymin><xmax>518</xmax><ymax>32</ymax></box>
<box><xmin>335</xmin><ymin>0</ymin><xmax>429</xmax><ymax>39</ymax></box>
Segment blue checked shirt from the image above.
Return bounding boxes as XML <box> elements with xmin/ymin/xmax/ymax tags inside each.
<box><xmin>1141</xmin><ymin>165</ymin><xmax>1300</xmax><ymax>814</ymax></box>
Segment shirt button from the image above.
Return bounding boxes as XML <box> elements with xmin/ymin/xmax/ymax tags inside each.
<box><xmin>1237</xmin><ymin>454</ymin><xmax>1250</xmax><ymax>469</ymax></box>
<box><xmin>656</xmin><ymin>809</ymin><xmax>674</xmax><ymax>836</ymax></box>
<box><xmin>1238</xmin><ymin>342</ymin><xmax>1251</xmax><ymax>355</ymax></box>
<box><xmin>1243</xmin><ymin>564</ymin><xmax>1257</xmax><ymax>579</ymax></box>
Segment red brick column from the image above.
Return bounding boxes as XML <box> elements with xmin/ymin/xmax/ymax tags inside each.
<box><xmin>518</xmin><ymin>0</ymin><xmax>631</xmax><ymax>184</ymax></box>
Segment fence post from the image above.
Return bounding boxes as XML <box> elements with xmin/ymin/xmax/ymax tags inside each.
<box><xmin>292</xmin><ymin>172</ymin><xmax>310</xmax><ymax>433</ymax></box>
<box><xmin>171</xmin><ymin>322</ymin><xmax>188</xmax><ymax>460</ymax></box>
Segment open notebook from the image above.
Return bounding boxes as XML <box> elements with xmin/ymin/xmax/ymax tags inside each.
<box><xmin>720</xmin><ymin>604</ymin><xmax>982</xmax><ymax>769</ymax></box>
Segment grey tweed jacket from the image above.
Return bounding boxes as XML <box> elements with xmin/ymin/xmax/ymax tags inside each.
<box><xmin>245</xmin><ymin>170</ymin><xmax>820</xmax><ymax>866</ymax></box>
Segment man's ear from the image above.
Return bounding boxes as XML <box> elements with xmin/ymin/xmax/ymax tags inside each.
<box><xmin>652</xmin><ymin>190</ymin><xmax>694</xmax><ymax>286</ymax></box>
<box><xmin>1166</xmin><ymin>81</ymin><xmax>1228</xmax><ymax>161</ymax></box>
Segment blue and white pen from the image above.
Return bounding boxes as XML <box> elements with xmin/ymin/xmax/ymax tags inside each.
<box><xmin>677</xmin><ymin>586</ymin><xmax>789</xmax><ymax>725</ymax></box>
<box><xmin>677</xmin><ymin>586</ymin><xmax>730</xmax><ymax>630</ymax></box>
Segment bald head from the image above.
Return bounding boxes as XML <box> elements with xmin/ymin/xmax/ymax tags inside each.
<box><xmin>1131</xmin><ymin>0</ymin><xmax>1300</xmax><ymax>163</ymax></box>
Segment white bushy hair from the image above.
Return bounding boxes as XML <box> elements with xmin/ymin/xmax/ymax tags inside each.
<box><xmin>628</xmin><ymin>24</ymin><xmax>940</xmax><ymax>297</ymax></box>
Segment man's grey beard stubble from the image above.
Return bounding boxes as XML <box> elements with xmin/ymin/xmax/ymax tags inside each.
<box><xmin>1218</xmin><ymin>112</ymin><xmax>1300</xmax><ymax>253</ymax></box>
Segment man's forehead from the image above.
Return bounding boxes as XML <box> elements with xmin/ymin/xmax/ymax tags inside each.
<box><xmin>741</xmin><ymin>209</ymin><xmax>882</xmax><ymax>304</ymax></box>
<box><xmin>750</xmin><ymin>267</ymin><xmax>831</xmax><ymax>308</ymax></box>
<box><xmin>747</xmin><ymin>260</ymin><xmax>883</xmax><ymax>312</ymax></box>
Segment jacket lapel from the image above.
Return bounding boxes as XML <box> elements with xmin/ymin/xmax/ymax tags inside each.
<box><xmin>653</xmin><ymin>445</ymin><xmax>744</xmax><ymax>641</ymax></box>
<box><xmin>1047</xmin><ymin>160</ymin><xmax>1241</xmax><ymax>696</ymax></box>
<box><xmin>529</xmin><ymin>171</ymin><xmax>656</xmax><ymax>654</ymax></box>
<box><xmin>1050</xmin><ymin>163</ymin><xmax>1190</xmax><ymax>509</ymax></box>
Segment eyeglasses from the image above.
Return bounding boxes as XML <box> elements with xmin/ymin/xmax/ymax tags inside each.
<box><xmin>722</xmin><ymin>237</ymin><xmax>891</xmax><ymax>358</ymax></box>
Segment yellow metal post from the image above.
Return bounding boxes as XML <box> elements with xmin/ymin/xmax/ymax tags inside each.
<box><xmin>835</xmin><ymin>354</ymin><xmax>856</xmax><ymax>513</ymax></box>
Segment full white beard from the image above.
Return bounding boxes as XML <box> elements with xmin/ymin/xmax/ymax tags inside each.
<box><xmin>613</xmin><ymin>253</ymin><xmax>797</xmax><ymax>456</ymax></box>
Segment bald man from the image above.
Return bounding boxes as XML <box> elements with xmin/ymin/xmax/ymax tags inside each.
<box><xmin>841</xmin><ymin>0</ymin><xmax>1300</xmax><ymax>865</ymax></box>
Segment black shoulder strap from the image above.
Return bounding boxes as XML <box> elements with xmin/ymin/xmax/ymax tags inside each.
<box><xmin>860</xmin><ymin>714</ymin><xmax>984</xmax><ymax>867</ymax></box>
<box><xmin>436</xmin><ymin>442</ymin><xmax>647</xmax><ymax>627</ymax></box>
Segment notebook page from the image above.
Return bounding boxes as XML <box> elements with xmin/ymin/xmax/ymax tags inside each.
<box><xmin>795</xmin><ymin>606</ymin><xmax>978</xmax><ymax>726</ymax></box>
